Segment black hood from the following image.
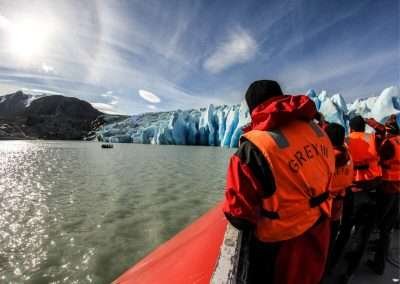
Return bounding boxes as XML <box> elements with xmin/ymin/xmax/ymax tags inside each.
<box><xmin>245</xmin><ymin>80</ymin><xmax>284</xmax><ymax>113</ymax></box>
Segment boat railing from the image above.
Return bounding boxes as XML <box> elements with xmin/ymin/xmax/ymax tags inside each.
<box><xmin>211</xmin><ymin>224</ymin><xmax>251</xmax><ymax>284</ymax></box>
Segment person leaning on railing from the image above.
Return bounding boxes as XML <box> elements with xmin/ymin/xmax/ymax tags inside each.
<box><xmin>322</xmin><ymin>123</ymin><xmax>354</xmax><ymax>277</ymax></box>
<box><xmin>329</xmin><ymin>115</ymin><xmax>382</xmax><ymax>283</ymax></box>
<box><xmin>365</xmin><ymin>114</ymin><xmax>400</xmax><ymax>275</ymax></box>
<box><xmin>223</xmin><ymin>80</ymin><xmax>335</xmax><ymax>284</ymax></box>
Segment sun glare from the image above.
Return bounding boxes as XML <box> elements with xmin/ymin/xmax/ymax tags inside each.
<box><xmin>7</xmin><ymin>17</ymin><xmax>53</xmax><ymax>62</ymax></box>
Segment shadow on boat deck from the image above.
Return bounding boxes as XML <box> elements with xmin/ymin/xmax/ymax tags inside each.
<box><xmin>213</xmin><ymin>226</ymin><xmax>399</xmax><ymax>284</ymax></box>
<box><xmin>324</xmin><ymin>229</ymin><xmax>399</xmax><ymax>284</ymax></box>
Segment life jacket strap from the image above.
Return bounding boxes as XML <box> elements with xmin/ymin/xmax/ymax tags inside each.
<box><xmin>261</xmin><ymin>192</ymin><xmax>329</xmax><ymax>220</ymax></box>
<box><xmin>260</xmin><ymin>209</ymin><xmax>280</xmax><ymax>219</ymax></box>
<box><xmin>309</xmin><ymin>122</ymin><xmax>325</xmax><ymax>137</ymax></box>
<box><xmin>267</xmin><ymin>129</ymin><xmax>289</xmax><ymax>149</ymax></box>
<box><xmin>309</xmin><ymin>192</ymin><xmax>329</xmax><ymax>208</ymax></box>
<box><xmin>354</xmin><ymin>164</ymin><xmax>369</xmax><ymax>170</ymax></box>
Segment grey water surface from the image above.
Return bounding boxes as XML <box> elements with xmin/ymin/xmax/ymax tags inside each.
<box><xmin>0</xmin><ymin>141</ymin><xmax>233</xmax><ymax>283</ymax></box>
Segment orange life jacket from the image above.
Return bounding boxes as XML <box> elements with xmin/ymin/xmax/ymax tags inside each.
<box><xmin>330</xmin><ymin>147</ymin><xmax>354</xmax><ymax>197</ymax></box>
<box><xmin>242</xmin><ymin>120</ymin><xmax>335</xmax><ymax>242</ymax></box>
<box><xmin>329</xmin><ymin>147</ymin><xmax>353</xmax><ymax>221</ymax></box>
<box><xmin>347</xmin><ymin>132</ymin><xmax>381</xmax><ymax>181</ymax></box>
<box><xmin>381</xmin><ymin>135</ymin><xmax>400</xmax><ymax>182</ymax></box>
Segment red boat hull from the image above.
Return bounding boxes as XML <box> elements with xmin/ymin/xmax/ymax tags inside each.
<box><xmin>113</xmin><ymin>203</ymin><xmax>227</xmax><ymax>284</ymax></box>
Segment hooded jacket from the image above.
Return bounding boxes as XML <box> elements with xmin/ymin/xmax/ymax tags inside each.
<box><xmin>223</xmin><ymin>95</ymin><xmax>321</xmax><ymax>230</ymax></box>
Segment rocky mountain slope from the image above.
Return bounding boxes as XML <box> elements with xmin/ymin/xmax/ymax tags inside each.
<box><xmin>0</xmin><ymin>91</ymin><xmax>105</xmax><ymax>140</ymax></box>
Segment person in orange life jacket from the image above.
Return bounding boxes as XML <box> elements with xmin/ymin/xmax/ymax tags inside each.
<box><xmin>348</xmin><ymin>115</ymin><xmax>382</xmax><ymax>187</ymax></box>
<box><xmin>323</xmin><ymin>123</ymin><xmax>354</xmax><ymax>274</ymax></box>
<box><xmin>334</xmin><ymin>116</ymin><xmax>382</xmax><ymax>284</ymax></box>
<box><xmin>223</xmin><ymin>80</ymin><xmax>335</xmax><ymax>284</ymax></box>
<box><xmin>365</xmin><ymin>115</ymin><xmax>400</xmax><ymax>275</ymax></box>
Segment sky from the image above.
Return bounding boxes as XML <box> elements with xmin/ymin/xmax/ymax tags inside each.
<box><xmin>0</xmin><ymin>0</ymin><xmax>398</xmax><ymax>115</ymax></box>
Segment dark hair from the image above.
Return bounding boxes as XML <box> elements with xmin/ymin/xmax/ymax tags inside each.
<box><xmin>325</xmin><ymin>123</ymin><xmax>345</xmax><ymax>147</ymax></box>
<box><xmin>245</xmin><ymin>80</ymin><xmax>284</xmax><ymax>113</ymax></box>
<box><xmin>349</xmin><ymin>115</ymin><xmax>365</xmax><ymax>132</ymax></box>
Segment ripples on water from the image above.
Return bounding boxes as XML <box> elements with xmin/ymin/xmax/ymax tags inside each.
<box><xmin>0</xmin><ymin>141</ymin><xmax>233</xmax><ymax>283</ymax></box>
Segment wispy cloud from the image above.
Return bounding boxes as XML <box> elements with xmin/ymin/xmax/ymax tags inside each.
<box><xmin>204</xmin><ymin>28</ymin><xmax>257</xmax><ymax>74</ymax></box>
<box><xmin>101</xmin><ymin>91</ymin><xmax>118</xmax><ymax>105</ymax></box>
<box><xmin>41</xmin><ymin>63</ymin><xmax>55</xmax><ymax>73</ymax></box>
<box><xmin>22</xmin><ymin>87</ymin><xmax>63</xmax><ymax>95</ymax></box>
<box><xmin>138</xmin><ymin>89</ymin><xmax>161</xmax><ymax>103</ymax></box>
<box><xmin>277</xmin><ymin>48</ymin><xmax>399</xmax><ymax>99</ymax></box>
<box><xmin>0</xmin><ymin>1</ymin><xmax>397</xmax><ymax>113</ymax></box>
<box><xmin>90</xmin><ymin>102</ymin><xmax>122</xmax><ymax>115</ymax></box>
<box><xmin>0</xmin><ymin>13</ymin><xmax>10</xmax><ymax>30</ymax></box>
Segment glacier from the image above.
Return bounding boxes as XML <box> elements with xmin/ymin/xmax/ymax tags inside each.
<box><xmin>96</xmin><ymin>86</ymin><xmax>400</xmax><ymax>148</ymax></box>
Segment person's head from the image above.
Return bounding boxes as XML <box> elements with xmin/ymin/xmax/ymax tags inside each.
<box><xmin>325</xmin><ymin>123</ymin><xmax>345</xmax><ymax>147</ymax></box>
<box><xmin>349</xmin><ymin>115</ymin><xmax>365</xmax><ymax>132</ymax></box>
<box><xmin>245</xmin><ymin>80</ymin><xmax>284</xmax><ymax>114</ymax></box>
<box><xmin>384</xmin><ymin>114</ymin><xmax>399</xmax><ymax>135</ymax></box>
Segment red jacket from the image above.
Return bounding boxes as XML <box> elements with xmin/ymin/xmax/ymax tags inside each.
<box><xmin>223</xmin><ymin>95</ymin><xmax>319</xmax><ymax>228</ymax></box>
<box><xmin>223</xmin><ymin>95</ymin><xmax>331</xmax><ymax>284</ymax></box>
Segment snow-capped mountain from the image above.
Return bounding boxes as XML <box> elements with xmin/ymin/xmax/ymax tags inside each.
<box><xmin>97</xmin><ymin>86</ymin><xmax>400</xmax><ymax>147</ymax></box>
<box><xmin>0</xmin><ymin>91</ymin><xmax>104</xmax><ymax>140</ymax></box>
<box><xmin>0</xmin><ymin>91</ymin><xmax>44</xmax><ymax>117</ymax></box>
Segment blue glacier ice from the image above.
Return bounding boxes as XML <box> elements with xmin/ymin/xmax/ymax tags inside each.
<box><xmin>221</xmin><ymin>106</ymin><xmax>239</xmax><ymax>147</ymax></box>
<box><xmin>306</xmin><ymin>89</ymin><xmax>320</xmax><ymax>110</ymax></box>
<box><xmin>369</xmin><ymin>86</ymin><xmax>399</xmax><ymax>123</ymax></box>
<box><xmin>97</xmin><ymin>86</ymin><xmax>400</xmax><ymax>147</ymax></box>
<box><xmin>229</xmin><ymin>101</ymin><xmax>251</xmax><ymax>148</ymax></box>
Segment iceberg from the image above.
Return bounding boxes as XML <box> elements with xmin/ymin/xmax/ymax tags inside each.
<box><xmin>96</xmin><ymin>86</ymin><xmax>400</xmax><ymax>148</ymax></box>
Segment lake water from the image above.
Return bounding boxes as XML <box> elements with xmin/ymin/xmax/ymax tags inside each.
<box><xmin>0</xmin><ymin>141</ymin><xmax>233</xmax><ymax>283</ymax></box>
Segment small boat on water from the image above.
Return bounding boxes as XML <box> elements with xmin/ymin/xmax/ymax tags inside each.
<box><xmin>101</xmin><ymin>143</ymin><xmax>114</xmax><ymax>149</ymax></box>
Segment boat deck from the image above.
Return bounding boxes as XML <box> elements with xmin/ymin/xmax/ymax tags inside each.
<box><xmin>114</xmin><ymin>204</ymin><xmax>399</xmax><ymax>283</ymax></box>
<box><xmin>213</xmin><ymin>225</ymin><xmax>399</xmax><ymax>283</ymax></box>
<box><xmin>325</xmin><ymin>229</ymin><xmax>399</xmax><ymax>284</ymax></box>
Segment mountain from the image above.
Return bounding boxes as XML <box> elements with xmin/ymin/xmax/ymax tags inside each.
<box><xmin>0</xmin><ymin>90</ymin><xmax>43</xmax><ymax>117</ymax></box>
<box><xmin>97</xmin><ymin>86</ymin><xmax>400</xmax><ymax>147</ymax></box>
<box><xmin>0</xmin><ymin>91</ymin><xmax>106</xmax><ymax>140</ymax></box>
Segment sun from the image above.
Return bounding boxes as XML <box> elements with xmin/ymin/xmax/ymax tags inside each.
<box><xmin>7</xmin><ymin>17</ymin><xmax>53</xmax><ymax>62</ymax></box>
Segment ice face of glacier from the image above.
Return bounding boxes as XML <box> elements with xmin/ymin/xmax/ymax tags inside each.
<box><xmin>369</xmin><ymin>86</ymin><xmax>400</xmax><ymax>123</ymax></box>
<box><xmin>169</xmin><ymin>111</ymin><xmax>187</xmax><ymax>145</ymax></box>
<box><xmin>306</xmin><ymin>89</ymin><xmax>320</xmax><ymax>110</ymax></box>
<box><xmin>96</xmin><ymin>86</ymin><xmax>399</xmax><ymax>147</ymax></box>
<box><xmin>331</xmin><ymin>93</ymin><xmax>348</xmax><ymax>113</ymax></box>
<box><xmin>229</xmin><ymin>101</ymin><xmax>251</xmax><ymax>148</ymax></box>
<box><xmin>221</xmin><ymin>106</ymin><xmax>239</xmax><ymax>147</ymax></box>
<box><xmin>319</xmin><ymin>95</ymin><xmax>347</xmax><ymax>127</ymax></box>
<box><xmin>318</xmin><ymin>90</ymin><xmax>328</xmax><ymax>102</ymax></box>
<box><xmin>215</xmin><ymin>108</ymin><xmax>227</xmax><ymax>146</ymax></box>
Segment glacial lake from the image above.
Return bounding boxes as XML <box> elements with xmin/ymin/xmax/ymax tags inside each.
<box><xmin>0</xmin><ymin>141</ymin><xmax>234</xmax><ymax>283</ymax></box>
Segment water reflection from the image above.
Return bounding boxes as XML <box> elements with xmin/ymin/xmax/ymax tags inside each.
<box><xmin>0</xmin><ymin>142</ymin><xmax>49</xmax><ymax>282</ymax></box>
<box><xmin>0</xmin><ymin>141</ymin><xmax>232</xmax><ymax>283</ymax></box>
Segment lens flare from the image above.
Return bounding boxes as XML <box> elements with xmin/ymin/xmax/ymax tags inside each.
<box><xmin>6</xmin><ymin>16</ymin><xmax>54</xmax><ymax>62</ymax></box>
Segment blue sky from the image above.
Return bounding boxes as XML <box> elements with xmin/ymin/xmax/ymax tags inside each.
<box><xmin>0</xmin><ymin>0</ymin><xmax>398</xmax><ymax>114</ymax></box>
